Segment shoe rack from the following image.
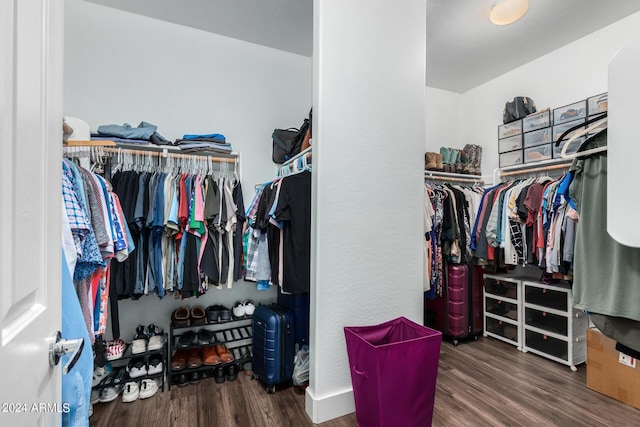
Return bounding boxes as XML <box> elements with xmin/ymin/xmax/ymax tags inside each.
<box><xmin>168</xmin><ymin>316</ymin><xmax>253</xmax><ymax>390</ymax></box>
<box><xmin>92</xmin><ymin>333</ymin><xmax>168</xmax><ymax>400</ymax></box>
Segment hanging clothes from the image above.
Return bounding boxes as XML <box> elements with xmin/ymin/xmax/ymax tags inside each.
<box><xmin>570</xmin><ymin>130</ymin><xmax>640</xmax><ymax>322</ymax></box>
<box><xmin>109</xmin><ymin>165</ymin><xmax>244</xmax><ymax>300</ymax></box>
<box><xmin>424</xmin><ymin>182</ymin><xmax>483</xmax><ymax>297</ymax></box>
<box><xmin>62</xmin><ymin>159</ymin><xmax>133</xmax><ymax>342</ymax></box>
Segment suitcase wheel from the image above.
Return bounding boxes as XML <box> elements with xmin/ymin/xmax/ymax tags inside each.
<box><xmin>251</xmin><ymin>373</ymin><xmax>257</xmax><ymax>381</ymax></box>
<box><xmin>267</xmin><ymin>385</ymin><xmax>276</xmax><ymax>394</ymax></box>
<box><xmin>453</xmin><ymin>339</ymin><xmax>459</xmax><ymax>347</ymax></box>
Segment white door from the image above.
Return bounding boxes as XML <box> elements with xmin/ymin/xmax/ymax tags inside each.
<box><xmin>0</xmin><ymin>0</ymin><xmax>65</xmax><ymax>424</ymax></box>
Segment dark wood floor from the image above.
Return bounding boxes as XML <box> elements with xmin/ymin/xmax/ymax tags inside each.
<box><xmin>90</xmin><ymin>337</ymin><xmax>640</xmax><ymax>426</ymax></box>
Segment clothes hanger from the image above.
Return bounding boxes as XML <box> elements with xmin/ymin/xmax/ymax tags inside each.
<box><xmin>560</xmin><ymin>113</ymin><xmax>608</xmax><ymax>159</ymax></box>
<box><xmin>554</xmin><ymin>112</ymin><xmax>607</xmax><ymax>158</ymax></box>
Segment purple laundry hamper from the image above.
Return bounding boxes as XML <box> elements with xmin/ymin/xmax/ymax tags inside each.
<box><xmin>344</xmin><ymin>317</ymin><xmax>442</xmax><ymax>427</ymax></box>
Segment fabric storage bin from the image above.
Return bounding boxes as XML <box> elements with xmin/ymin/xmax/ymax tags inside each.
<box><xmin>498</xmin><ymin>120</ymin><xmax>522</xmax><ymax>139</ymax></box>
<box><xmin>553</xmin><ymin>100</ymin><xmax>587</xmax><ymax>125</ymax></box>
<box><xmin>499</xmin><ymin>134</ymin><xmax>522</xmax><ymax>153</ymax></box>
<box><xmin>344</xmin><ymin>317</ymin><xmax>442</xmax><ymax>427</ymax></box>
<box><xmin>588</xmin><ymin>92</ymin><xmax>608</xmax><ymax>116</ymax></box>
<box><xmin>553</xmin><ymin>119</ymin><xmax>585</xmax><ymax>142</ymax></box>
<box><xmin>523</xmin><ymin>110</ymin><xmax>551</xmax><ymax>132</ymax></box>
<box><xmin>499</xmin><ymin>150</ymin><xmax>523</xmax><ymax>167</ymax></box>
<box><xmin>553</xmin><ymin>136</ymin><xmax>584</xmax><ymax>158</ymax></box>
<box><xmin>524</xmin><ymin>127</ymin><xmax>552</xmax><ymax>148</ymax></box>
<box><xmin>524</xmin><ymin>144</ymin><xmax>552</xmax><ymax>163</ymax></box>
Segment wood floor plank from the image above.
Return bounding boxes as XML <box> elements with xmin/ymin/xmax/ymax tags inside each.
<box><xmin>91</xmin><ymin>337</ymin><xmax>640</xmax><ymax>426</ymax></box>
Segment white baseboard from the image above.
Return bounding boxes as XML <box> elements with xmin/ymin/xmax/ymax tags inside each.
<box><xmin>305</xmin><ymin>386</ymin><xmax>355</xmax><ymax>424</ymax></box>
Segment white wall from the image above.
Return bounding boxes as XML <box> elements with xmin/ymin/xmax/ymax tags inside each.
<box><xmin>307</xmin><ymin>0</ymin><xmax>426</xmax><ymax>423</ymax></box>
<box><xmin>425</xmin><ymin>86</ymin><xmax>462</xmax><ymax>152</ymax></box>
<box><xmin>460</xmin><ymin>11</ymin><xmax>640</xmax><ymax>177</ymax></box>
<box><xmin>64</xmin><ymin>0</ymin><xmax>311</xmax><ymax>339</ymax></box>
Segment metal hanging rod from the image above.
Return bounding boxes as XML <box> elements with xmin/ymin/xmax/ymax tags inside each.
<box><xmin>499</xmin><ymin>161</ymin><xmax>571</xmax><ymax>178</ymax></box>
<box><xmin>101</xmin><ymin>147</ymin><xmax>238</xmax><ymax>163</ymax></box>
<box><xmin>424</xmin><ymin>171</ymin><xmax>485</xmax><ymax>184</ymax></box>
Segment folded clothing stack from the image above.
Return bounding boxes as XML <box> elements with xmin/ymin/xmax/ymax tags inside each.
<box><xmin>93</xmin><ymin>121</ymin><xmax>170</xmax><ymax>146</ymax></box>
<box><xmin>173</xmin><ymin>133</ymin><xmax>232</xmax><ymax>153</ymax></box>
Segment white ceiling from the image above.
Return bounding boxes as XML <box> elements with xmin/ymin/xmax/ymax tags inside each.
<box><xmin>87</xmin><ymin>0</ymin><xmax>640</xmax><ymax>93</ymax></box>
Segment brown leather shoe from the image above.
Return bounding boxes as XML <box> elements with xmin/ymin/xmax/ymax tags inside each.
<box><xmin>202</xmin><ymin>346</ymin><xmax>221</xmax><ymax>366</ymax></box>
<box><xmin>215</xmin><ymin>344</ymin><xmax>234</xmax><ymax>363</ymax></box>
<box><xmin>191</xmin><ymin>305</ymin><xmax>206</xmax><ymax>325</ymax></box>
<box><xmin>171</xmin><ymin>306</ymin><xmax>190</xmax><ymax>327</ymax></box>
<box><xmin>171</xmin><ymin>350</ymin><xmax>188</xmax><ymax>371</ymax></box>
<box><xmin>187</xmin><ymin>348</ymin><xmax>202</xmax><ymax>369</ymax></box>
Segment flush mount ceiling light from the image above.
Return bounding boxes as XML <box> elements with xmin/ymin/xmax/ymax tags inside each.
<box><xmin>490</xmin><ymin>0</ymin><xmax>530</xmax><ymax>26</ymax></box>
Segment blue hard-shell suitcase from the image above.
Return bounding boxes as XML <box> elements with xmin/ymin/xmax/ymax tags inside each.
<box><xmin>276</xmin><ymin>292</ymin><xmax>310</xmax><ymax>347</ymax></box>
<box><xmin>252</xmin><ymin>304</ymin><xmax>295</xmax><ymax>393</ymax></box>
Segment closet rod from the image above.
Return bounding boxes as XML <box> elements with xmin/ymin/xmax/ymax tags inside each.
<box><xmin>424</xmin><ymin>171</ymin><xmax>484</xmax><ymax>184</ymax></box>
<box><xmin>101</xmin><ymin>147</ymin><xmax>238</xmax><ymax>163</ymax></box>
<box><xmin>499</xmin><ymin>162</ymin><xmax>571</xmax><ymax>178</ymax></box>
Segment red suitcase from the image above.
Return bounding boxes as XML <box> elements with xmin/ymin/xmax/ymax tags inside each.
<box><xmin>424</xmin><ymin>263</ymin><xmax>483</xmax><ymax>346</ymax></box>
<box><xmin>447</xmin><ymin>264</ymin><xmax>469</xmax><ymax>344</ymax></box>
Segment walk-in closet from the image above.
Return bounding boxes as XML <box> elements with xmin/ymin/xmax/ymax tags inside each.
<box><xmin>5</xmin><ymin>1</ymin><xmax>640</xmax><ymax>426</ymax></box>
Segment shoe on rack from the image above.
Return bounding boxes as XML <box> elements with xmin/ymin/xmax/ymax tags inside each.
<box><xmin>219</xmin><ymin>305</ymin><xmax>231</xmax><ymax>321</ymax></box>
<box><xmin>106</xmin><ymin>339</ymin><xmax>127</xmax><ymax>360</ymax></box>
<box><xmin>202</xmin><ymin>346</ymin><xmax>221</xmax><ymax>366</ymax></box>
<box><xmin>90</xmin><ymin>389</ymin><xmax>100</xmax><ymax>405</ymax></box>
<box><xmin>187</xmin><ymin>348</ymin><xmax>203</xmax><ymax>369</ymax></box>
<box><xmin>147</xmin><ymin>354</ymin><xmax>163</xmax><ymax>376</ymax></box>
<box><xmin>196</xmin><ymin>329</ymin><xmax>213</xmax><ymax>346</ymax></box>
<box><xmin>176</xmin><ymin>373</ymin><xmax>189</xmax><ymax>387</ymax></box>
<box><xmin>122</xmin><ymin>381</ymin><xmax>139</xmax><ymax>403</ymax></box>
<box><xmin>131</xmin><ymin>325</ymin><xmax>148</xmax><ymax>354</ymax></box>
<box><xmin>243</xmin><ymin>300</ymin><xmax>255</xmax><ymax>316</ymax></box>
<box><xmin>147</xmin><ymin>323</ymin><xmax>165</xmax><ymax>351</ymax></box>
<box><xmin>127</xmin><ymin>357</ymin><xmax>148</xmax><ymax>379</ymax></box>
<box><xmin>213</xmin><ymin>366</ymin><xmax>226</xmax><ymax>384</ymax></box>
<box><xmin>98</xmin><ymin>383</ymin><xmax>124</xmax><ymax>403</ymax></box>
<box><xmin>232</xmin><ymin>301</ymin><xmax>246</xmax><ymax>318</ymax></box>
<box><xmin>215</xmin><ymin>344</ymin><xmax>234</xmax><ymax>363</ymax></box>
<box><xmin>226</xmin><ymin>363</ymin><xmax>239</xmax><ymax>382</ymax></box>
<box><xmin>177</xmin><ymin>330</ymin><xmax>196</xmax><ymax>348</ymax></box>
<box><xmin>190</xmin><ymin>305</ymin><xmax>206</xmax><ymax>325</ymax></box>
<box><xmin>171</xmin><ymin>350</ymin><xmax>188</xmax><ymax>371</ymax></box>
<box><xmin>138</xmin><ymin>379</ymin><xmax>159</xmax><ymax>399</ymax></box>
<box><xmin>190</xmin><ymin>371</ymin><xmax>201</xmax><ymax>385</ymax></box>
<box><xmin>92</xmin><ymin>363</ymin><xmax>113</xmax><ymax>387</ymax></box>
<box><xmin>171</xmin><ymin>306</ymin><xmax>190</xmax><ymax>327</ymax></box>
<box><xmin>206</xmin><ymin>305</ymin><xmax>221</xmax><ymax>323</ymax></box>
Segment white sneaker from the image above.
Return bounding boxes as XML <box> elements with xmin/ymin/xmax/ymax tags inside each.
<box><xmin>90</xmin><ymin>389</ymin><xmax>100</xmax><ymax>405</ymax></box>
<box><xmin>127</xmin><ymin>358</ymin><xmax>148</xmax><ymax>379</ymax></box>
<box><xmin>138</xmin><ymin>379</ymin><xmax>159</xmax><ymax>400</ymax></box>
<box><xmin>147</xmin><ymin>356</ymin><xmax>163</xmax><ymax>375</ymax></box>
<box><xmin>148</xmin><ymin>334</ymin><xmax>165</xmax><ymax>351</ymax></box>
<box><xmin>92</xmin><ymin>364</ymin><xmax>112</xmax><ymax>387</ymax></box>
<box><xmin>122</xmin><ymin>381</ymin><xmax>139</xmax><ymax>403</ymax></box>
<box><xmin>98</xmin><ymin>384</ymin><xmax>123</xmax><ymax>403</ymax></box>
<box><xmin>131</xmin><ymin>338</ymin><xmax>147</xmax><ymax>355</ymax></box>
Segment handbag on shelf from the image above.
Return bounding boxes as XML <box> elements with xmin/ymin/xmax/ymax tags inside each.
<box><xmin>503</xmin><ymin>96</ymin><xmax>537</xmax><ymax>124</ymax></box>
<box><xmin>272</xmin><ymin>115</ymin><xmax>310</xmax><ymax>164</ymax></box>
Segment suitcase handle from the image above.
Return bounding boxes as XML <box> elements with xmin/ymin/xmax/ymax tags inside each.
<box><xmin>352</xmin><ymin>365</ymin><xmax>368</xmax><ymax>378</ymax></box>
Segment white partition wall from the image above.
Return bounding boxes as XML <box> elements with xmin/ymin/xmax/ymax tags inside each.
<box><xmin>608</xmin><ymin>38</ymin><xmax>640</xmax><ymax>248</ymax></box>
<box><xmin>307</xmin><ymin>0</ymin><xmax>426</xmax><ymax>423</ymax></box>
